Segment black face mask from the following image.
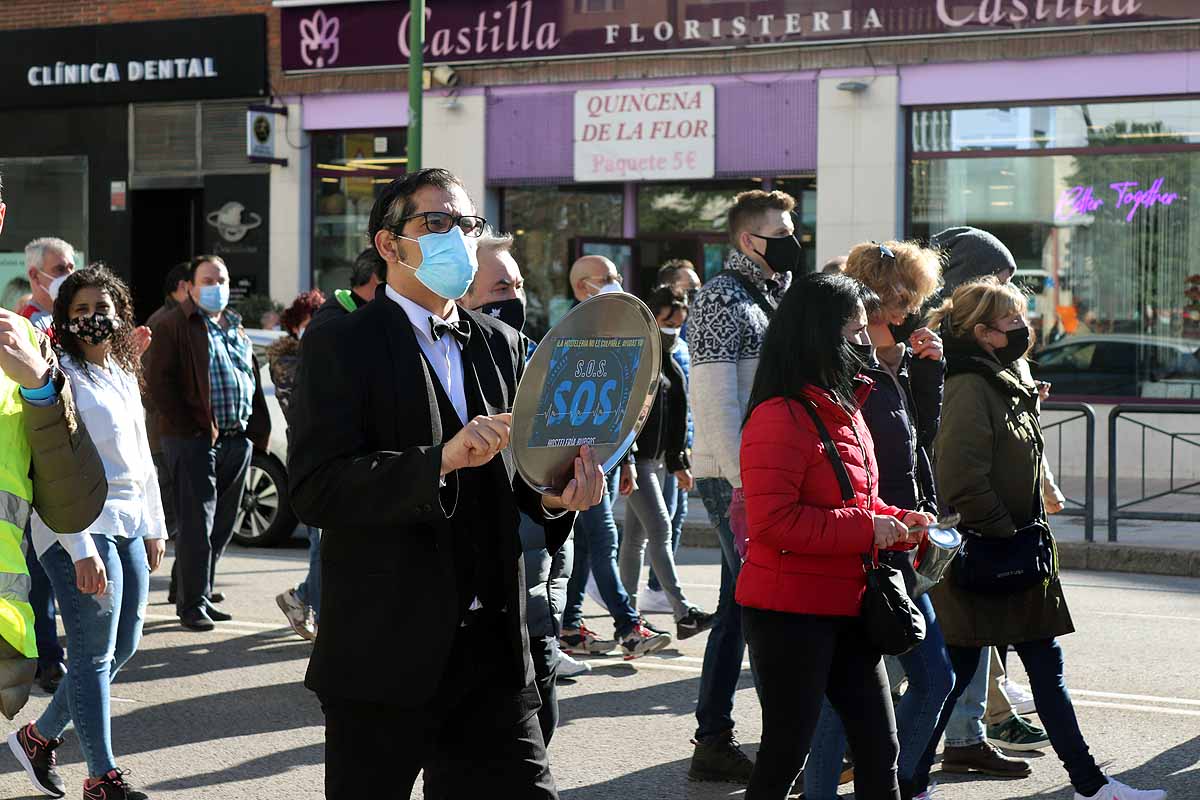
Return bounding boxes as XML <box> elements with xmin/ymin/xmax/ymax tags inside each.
<box><xmin>889</xmin><ymin>312</ymin><xmax>924</xmax><ymax>346</ymax></box>
<box><xmin>992</xmin><ymin>325</ymin><xmax>1031</xmax><ymax>365</ymax></box>
<box><xmin>66</xmin><ymin>313</ymin><xmax>118</xmax><ymax>346</ymax></box>
<box><xmin>478</xmin><ymin>297</ymin><xmax>526</xmax><ymax>333</ymax></box>
<box><xmin>660</xmin><ymin>330</ymin><xmax>679</xmax><ymax>354</ymax></box>
<box><xmin>750</xmin><ymin>232</ymin><xmax>803</xmax><ymax>274</ymax></box>
<box><xmin>848</xmin><ymin>340</ymin><xmax>874</xmax><ymax>364</ymax></box>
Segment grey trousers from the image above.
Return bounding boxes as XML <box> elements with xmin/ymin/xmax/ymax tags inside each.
<box><xmin>619</xmin><ymin>459</ymin><xmax>692</xmax><ymax>621</ymax></box>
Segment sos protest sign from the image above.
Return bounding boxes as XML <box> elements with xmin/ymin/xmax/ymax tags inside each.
<box><xmin>573</xmin><ymin>85</ymin><xmax>715</xmax><ymax>182</ymax></box>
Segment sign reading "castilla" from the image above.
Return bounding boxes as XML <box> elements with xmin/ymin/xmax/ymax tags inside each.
<box><xmin>281</xmin><ymin>0</ymin><xmax>1198</xmax><ymax>72</ymax></box>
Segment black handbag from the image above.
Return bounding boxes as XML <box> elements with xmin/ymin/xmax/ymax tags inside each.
<box><xmin>953</xmin><ymin>451</ymin><xmax>1057</xmax><ymax>595</ymax></box>
<box><xmin>797</xmin><ymin>402</ymin><xmax>927</xmax><ymax>656</ymax></box>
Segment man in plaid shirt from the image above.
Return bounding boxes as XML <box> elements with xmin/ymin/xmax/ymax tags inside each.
<box><xmin>146</xmin><ymin>255</ymin><xmax>270</xmax><ymax>631</ymax></box>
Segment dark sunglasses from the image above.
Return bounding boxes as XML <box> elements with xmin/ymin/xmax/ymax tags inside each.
<box><xmin>878</xmin><ymin>243</ymin><xmax>896</xmax><ymax>261</ymax></box>
<box><xmin>395</xmin><ymin>211</ymin><xmax>487</xmax><ymax>238</ymax></box>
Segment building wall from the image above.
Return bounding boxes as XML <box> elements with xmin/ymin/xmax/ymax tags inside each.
<box><xmin>422</xmin><ymin>91</ymin><xmax>487</xmax><ymax>211</ymax></box>
<box><xmin>815</xmin><ymin>72</ymin><xmax>903</xmax><ymax>263</ymax></box>
<box><xmin>269</xmin><ymin>100</ymin><xmax>306</xmax><ymax>305</ymax></box>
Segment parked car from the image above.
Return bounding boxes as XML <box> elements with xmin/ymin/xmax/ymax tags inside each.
<box><xmin>237</xmin><ymin>328</ymin><xmax>297</xmax><ymax>546</ymax></box>
<box><xmin>1031</xmin><ymin>334</ymin><xmax>1200</xmax><ymax>399</ymax></box>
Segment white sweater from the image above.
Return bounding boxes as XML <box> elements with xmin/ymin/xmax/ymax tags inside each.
<box><xmin>688</xmin><ymin>252</ymin><xmax>791</xmax><ymax>488</ymax></box>
<box><xmin>31</xmin><ymin>355</ymin><xmax>167</xmax><ymax>561</ymax></box>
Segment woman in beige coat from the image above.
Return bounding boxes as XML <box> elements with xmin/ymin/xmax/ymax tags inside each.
<box><xmin>910</xmin><ymin>278</ymin><xmax>1163</xmax><ymax>800</ymax></box>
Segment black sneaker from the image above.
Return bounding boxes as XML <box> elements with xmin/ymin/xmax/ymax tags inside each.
<box><xmin>83</xmin><ymin>769</ymin><xmax>148</xmax><ymax>800</ymax></box>
<box><xmin>639</xmin><ymin>616</ymin><xmax>670</xmax><ymax>636</ymax></box>
<box><xmin>676</xmin><ymin>608</ymin><xmax>716</xmax><ymax>640</ymax></box>
<box><xmin>688</xmin><ymin>730</ymin><xmax>755</xmax><ymax>783</ymax></box>
<box><xmin>209</xmin><ymin>591</ymin><xmax>225</xmax><ymax>604</ymax></box>
<box><xmin>7</xmin><ymin>722</ymin><xmax>65</xmax><ymax>797</ymax></box>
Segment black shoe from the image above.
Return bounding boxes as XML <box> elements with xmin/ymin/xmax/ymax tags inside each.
<box><xmin>688</xmin><ymin>730</ymin><xmax>755</xmax><ymax>783</ymax></box>
<box><xmin>36</xmin><ymin>661</ymin><xmax>66</xmax><ymax>694</ymax></box>
<box><xmin>179</xmin><ymin>607</ymin><xmax>215</xmax><ymax>632</ymax></box>
<box><xmin>209</xmin><ymin>591</ymin><xmax>225</xmax><ymax>604</ymax></box>
<box><xmin>167</xmin><ymin>579</ymin><xmax>176</xmax><ymax>606</ymax></box>
<box><xmin>676</xmin><ymin>608</ymin><xmax>716</xmax><ymax>640</ymax></box>
<box><xmin>638</xmin><ymin>616</ymin><xmax>669</xmax><ymax>636</ymax></box>
<box><xmin>84</xmin><ymin>769</ymin><xmax>148</xmax><ymax>800</ymax></box>
<box><xmin>202</xmin><ymin>600</ymin><xmax>232</xmax><ymax>622</ymax></box>
<box><xmin>7</xmin><ymin>722</ymin><xmax>65</xmax><ymax>797</ymax></box>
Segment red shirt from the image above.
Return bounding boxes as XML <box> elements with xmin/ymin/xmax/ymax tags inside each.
<box><xmin>19</xmin><ymin>303</ymin><xmax>55</xmax><ymax>342</ymax></box>
<box><xmin>735</xmin><ymin>385</ymin><xmax>910</xmax><ymax>618</ymax></box>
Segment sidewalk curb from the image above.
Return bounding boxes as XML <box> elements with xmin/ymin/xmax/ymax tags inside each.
<box><xmin>681</xmin><ymin>523</ymin><xmax>1200</xmax><ymax>579</ymax></box>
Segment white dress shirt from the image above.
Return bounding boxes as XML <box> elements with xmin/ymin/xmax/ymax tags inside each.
<box><xmin>31</xmin><ymin>354</ymin><xmax>168</xmax><ymax>561</ymax></box>
<box><xmin>386</xmin><ymin>285</ymin><xmax>468</xmax><ymax>425</ymax></box>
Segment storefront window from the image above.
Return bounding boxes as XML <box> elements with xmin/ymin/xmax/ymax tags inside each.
<box><xmin>311</xmin><ymin>129</ymin><xmax>408</xmax><ymax>298</ymax></box>
<box><xmin>0</xmin><ymin>156</ymin><xmax>88</xmax><ymax>308</ymax></box>
<box><xmin>911</xmin><ymin>99</ymin><xmax>1200</xmax><ymax>400</ymax></box>
<box><xmin>502</xmin><ymin>185</ymin><xmax>623</xmax><ymax>338</ymax></box>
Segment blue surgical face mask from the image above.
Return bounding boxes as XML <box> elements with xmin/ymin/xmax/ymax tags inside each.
<box><xmin>197</xmin><ymin>283</ymin><xmax>230</xmax><ymax>314</ymax></box>
<box><xmin>396</xmin><ymin>226</ymin><xmax>478</xmax><ymax>300</ymax></box>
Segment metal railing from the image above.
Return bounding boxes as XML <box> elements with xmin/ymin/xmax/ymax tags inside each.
<box><xmin>1107</xmin><ymin>404</ymin><xmax>1200</xmax><ymax>542</ymax></box>
<box><xmin>1042</xmin><ymin>402</ymin><xmax>1096</xmax><ymax>542</ymax></box>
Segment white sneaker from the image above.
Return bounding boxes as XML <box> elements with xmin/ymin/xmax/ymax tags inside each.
<box><xmin>1002</xmin><ymin>678</ymin><xmax>1037</xmax><ymax>715</ymax></box>
<box><xmin>1074</xmin><ymin>778</ymin><xmax>1166</xmax><ymax>800</ymax></box>
<box><xmin>276</xmin><ymin>588</ymin><xmax>317</xmax><ymax>641</ymax></box>
<box><xmin>556</xmin><ymin>650</ymin><xmax>592</xmax><ymax>678</ymax></box>
<box><xmin>638</xmin><ymin>586</ymin><xmax>674</xmax><ymax>614</ymax></box>
<box><xmin>585</xmin><ymin>573</ymin><xmax>606</xmax><ymax>609</ymax></box>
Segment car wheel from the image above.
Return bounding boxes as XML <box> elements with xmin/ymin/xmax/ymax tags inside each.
<box><xmin>233</xmin><ymin>452</ymin><xmax>298</xmax><ymax>547</ymax></box>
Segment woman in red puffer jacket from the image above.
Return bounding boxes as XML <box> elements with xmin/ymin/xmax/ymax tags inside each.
<box><xmin>736</xmin><ymin>272</ymin><xmax>931</xmax><ymax>800</ymax></box>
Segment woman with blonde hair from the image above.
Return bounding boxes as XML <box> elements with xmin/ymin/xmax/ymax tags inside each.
<box><xmin>803</xmin><ymin>241</ymin><xmax>952</xmax><ymax>800</ymax></box>
<box><xmin>909</xmin><ymin>277</ymin><xmax>1163</xmax><ymax>800</ymax></box>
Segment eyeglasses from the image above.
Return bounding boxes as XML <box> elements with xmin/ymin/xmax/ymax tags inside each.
<box><xmin>878</xmin><ymin>243</ymin><xmax>896</xmax><ymax>261</ymax></box>
<box><xmin>395</xmin><ymin>211</ymin><xmax>487</xmax><ymax>238</ymax></box>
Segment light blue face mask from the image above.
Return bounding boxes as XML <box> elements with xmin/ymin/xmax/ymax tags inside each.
<box><xmin>197</xmin><ymin>283</ymin><xmax>230</xmax><ymax>314</ymax></box>
<box><xmin>396</xmin><ymin>226</ymin><xmax>478</xmax><ymax>300</ymax></box>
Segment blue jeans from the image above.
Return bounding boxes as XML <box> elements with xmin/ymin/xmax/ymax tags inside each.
<box><xmin>944</xmin><ymin>647</ymin><xmax>990</xmax><ymax>746</ymax></box>
<box><xmin>647</xmin><ymin>472</ymin><xmax>688</xmax><ymax>593</ymax></box>
<box><xmin>913</xmin><ymin>639</ymin><xmax>1106</xmax><ymax>797</ymax></box>
<box><xmin>295</xmin><ymin>526</ymin><xmax>322</xmax><ymax>621</ymax></box>
<box><xmin>36</xmin><ymin>536</ymin><xmax>149</xmax><ymax>778</ymax></box>
<box><xmin>803</xmin><ymin>593</ymin><xmax>954</xmax><ymax>797</ymax></box>
<box><xmin>562</xmin><ymin>473</ymin><xmax>639</xmax><ymax>638</ymax></box>
<box><xmin>694</xmin><ymin>478</ymin><xmax>752</xmax><ymax>741</ymax></box>
<box><xmin>24</xmin><ymin>523</ymin><xmax>63</xmax><ymax>667</ymax></box>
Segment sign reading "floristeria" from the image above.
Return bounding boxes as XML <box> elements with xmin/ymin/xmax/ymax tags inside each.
<box><xmin>574</xmin><ymin>85</ymin><xmax>715</xmax><ymax>182</ymax></box>
<box><xmin>280</xmin><ymin>0</ymin><xmax>1198</xmax><ymax>72</ymax></box>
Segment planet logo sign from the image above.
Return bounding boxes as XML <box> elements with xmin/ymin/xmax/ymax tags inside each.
<box><xmin>527</xmin><ymin>336</ymin><xmax>644</xmax><ymax>449</ymax></box>
<box><xmin>207</xmin><ymin>201</ymin><xmax>262</xmax><ymax>243</ymax></box>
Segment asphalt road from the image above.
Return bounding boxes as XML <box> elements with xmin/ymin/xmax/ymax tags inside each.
<box><xmin>2</xmin><ymin>545</ymin><xmax>1198</xmax><ymax>799</ymax></box>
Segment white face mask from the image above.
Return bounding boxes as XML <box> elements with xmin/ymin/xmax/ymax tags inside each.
<box><xmin>659</xmin><ymin>327</ymin><xmax>681</xmax><ymax>336</ymax></box>
<box><xmin>586</xmin><ymin>280</ymin><xmax>623</xmax><ymax>297</ymax></box>
<box><xmin>39</xmin><ymin>270</ymin><xmax>70</xmax><ymax>303</ymax></box>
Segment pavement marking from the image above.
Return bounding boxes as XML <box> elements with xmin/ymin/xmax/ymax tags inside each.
<box><xmin>144</xmin><ymin>613</ymin><xmax>289</xmax><ymax>632</ymax></box>
<box><xmin>1072</xmin><ymin>689</ymin><xmax>1200</xmax><ymax>708</ymax></box>
<box><xmin>1074</xmin><ymin>700</ymin><xmax>1200</xmax><ymax>718</ymax></box>
<box><xmin>1086</xmin><ymin>610</ymin><xmax>1200</xmax><ymax>623</ymax></box>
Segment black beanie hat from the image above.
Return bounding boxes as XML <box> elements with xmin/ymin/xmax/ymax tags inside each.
<box><xmin>931</xmin><ymin>226</ymin><xmax>1017</xmax><ymax>293</ymax></box>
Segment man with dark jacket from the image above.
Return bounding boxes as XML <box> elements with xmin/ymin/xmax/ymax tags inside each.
<box><xmin>308</xmin><ymin>247</ymin><xmax>382</xmax><ymax>335</ymax></box>
<box><xmin>145</xmin><ymin>255</ymin><xmax>270</xmax><ymax>631</ymax></box>
<box><xmin>288</xmin><ymin>169</ymin><xmax>604</xmax><ymax>798</ymax></box>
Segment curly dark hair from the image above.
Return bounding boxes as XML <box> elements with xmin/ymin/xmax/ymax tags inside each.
<box><xmin>280</xmin><ymin>289</ymin><xmax>326</xmax><ymax>336</ymax></box>
<box><xmin>52</xmin><ymin>264</ymin><xmax>143</xmax><ymax>386</ymax></box>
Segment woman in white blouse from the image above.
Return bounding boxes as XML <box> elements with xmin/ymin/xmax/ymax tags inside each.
<box><xmin>7</xmin><ymin>266</ymin><xmax>166</xmax><ymax>800</ymax></box>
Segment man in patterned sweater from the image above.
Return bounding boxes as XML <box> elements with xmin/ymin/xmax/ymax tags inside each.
<box><xmin>687</xmin><ymin>190</ymin><xmax>800</xmax><ymax>784</ymax></box>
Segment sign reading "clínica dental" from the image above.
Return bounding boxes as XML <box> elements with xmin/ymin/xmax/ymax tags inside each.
<box><xmin>26</xmin><ymin>58</ymin><xmax>220</xmax><ymax>87</ymax></box>
<box><xmin>0</xmin><ymin>15</ymin><xmax>265</xmax><ymax>108</ymax></box>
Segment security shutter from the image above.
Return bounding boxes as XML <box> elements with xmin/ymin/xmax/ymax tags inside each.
<box><xmin>130</xmin><ymin>99</ymin><xmax>267</xmax><ymax>186</ymax></box>
<box><xmin>132</xmin><ymin>102</ymin><xmax>198</xmax><ymax>174</ymax></box>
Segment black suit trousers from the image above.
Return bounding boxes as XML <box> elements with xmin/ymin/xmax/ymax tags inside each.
<box><xmin>321</xmin><ymin>612</ymin><xmax>557</xmax><ymax>800</ymax></box>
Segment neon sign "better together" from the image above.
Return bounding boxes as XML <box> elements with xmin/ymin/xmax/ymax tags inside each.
<box><xmin>1055</xmin><ymin>177</ymin><xmax>1181</xmax><ymax>223</ymax></box>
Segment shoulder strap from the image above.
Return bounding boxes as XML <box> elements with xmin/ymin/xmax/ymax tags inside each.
<box><xmin>797</xmin><ymin>400</ymin><xmax>855</xmax><ymax>505</ymax></box>
<box><xmin>720</xmin><ymin>269</ymin><xmax>777</xmax><ymax>320</ymax></box>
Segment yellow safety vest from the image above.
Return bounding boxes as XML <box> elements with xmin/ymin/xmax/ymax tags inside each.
<box><xmin>0</xmin><ymin>317</ymin><xmax>39</xmax><ymax>658</ymax></box>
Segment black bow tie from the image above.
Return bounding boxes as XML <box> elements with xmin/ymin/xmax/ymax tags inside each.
<box><xmin>430</xmin><ymin>317</ymin><xmax>471</xmax><ymax>347</ymax></box>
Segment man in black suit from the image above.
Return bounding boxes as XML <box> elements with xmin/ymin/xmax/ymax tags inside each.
<box><xmin>288</xmin><ymin>168</ymin><xmax>605</xmax><ymax>799</ymax></box>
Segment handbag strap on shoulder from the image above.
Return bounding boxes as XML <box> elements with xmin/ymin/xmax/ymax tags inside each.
<box><xmin>797</xmin><ymin>399</ymin><xmax>856</xmax><ymax>506</ymax></box>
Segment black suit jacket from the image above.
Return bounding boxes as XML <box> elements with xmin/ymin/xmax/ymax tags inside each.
<box><xmin>288</xmin><ymin>285</ymin><xmax>575</xmax><ymax>707</ymax></box>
